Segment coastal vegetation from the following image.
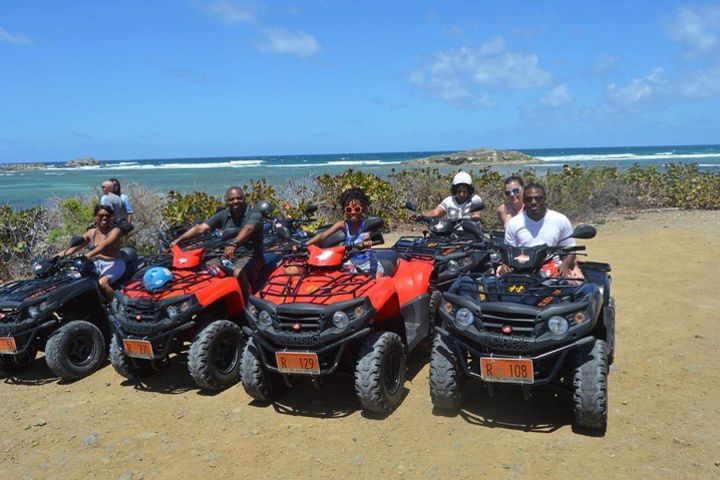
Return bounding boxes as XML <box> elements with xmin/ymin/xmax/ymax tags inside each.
<box><xmin>1</xmin><ymin>163</ymin><xmax>718</xmax><ymax>280</ymax></box>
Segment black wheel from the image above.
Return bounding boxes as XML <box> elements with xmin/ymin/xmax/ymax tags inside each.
<box><xmin>45</xmin><ymin>321</ymin><xmax>105</xmax><ymax>380</ymax></box>
<box><xmin>429</xmin><ymin>289</ymin><xmax>442</xmax><ymax>326</ymax></box>
<box><xmin>240</xmin><ymin>337</ymin><xmax>286</xmax><ymax>402</ymax></box>
<box><xmin>0</xmin><ymin>346</ymin><xmax>37</xmax><ymax>375</ymax></box>
<box><xmin>429</xmin><ymin>332</ymin><xmax>461</xmax><ymax>411</ymax></box>
<box><xmin>573</xmin><ymin>338</ymin><xmax>609</xmax><ymax>432</ymax></box>
<box><xmin>188</xmin><ymin>320</ymin><xmax>243</xmax><ymax>390</ymax></box>
<box><xmin>109</xmin><ymin>334</ymin><xmax>154</xmax><ymax>379</ymax></box>
<box><xmin>354</xmin><ymin>331</ymin><xmax>407</xmax><ymax>414</ymax></box>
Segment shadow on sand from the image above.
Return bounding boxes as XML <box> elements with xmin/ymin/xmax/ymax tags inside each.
<box><xmin>1</xmin><ymin>357</ymin><xmax>112</xmax><ymax>386</ymax></box>
<box><xmin>251</xmin><ymin>347</ymin><xmax>430</xmax><ymax>420</ymax></box>
<box><xmin>117</xmin><ymin>353</ymin><xmax>222</xmax><ymax>396</ymax></box>
<box><xmin>433</xmin><ymin>381</ymin><xmax>585</xmax><ymax>435</ymax></box>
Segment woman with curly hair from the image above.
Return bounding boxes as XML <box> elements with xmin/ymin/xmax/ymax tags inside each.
<box><xmin>304</xmin><ymin>187</ymin><xmax>383</xmax><ymax>277</ymax></box>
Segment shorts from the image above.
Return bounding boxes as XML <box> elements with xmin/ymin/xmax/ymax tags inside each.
<box><xmin>94</xmin><ymin>258</ymin><xmax>126</xmax><ymax>282</ymax></box>
<box><xmin>232</xmin><ymin>255</ymin><xmax>265</xmax><ymax>285</ymax></box>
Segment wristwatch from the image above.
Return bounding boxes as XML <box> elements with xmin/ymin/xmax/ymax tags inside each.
<box><xmin>227</xmin><ymin>240</ymin><xmax>238</xmax><ymax>247</ymax></box>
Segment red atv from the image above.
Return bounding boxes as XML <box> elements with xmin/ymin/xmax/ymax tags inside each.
<box><xmin>239</xmin><ymin>217</ymin><xmax>435</xmax><ymax>414</ymax></box>
<box><xmin>109</xmin><ymin>229</ymin><xmax>277</xmax><ymax>390</ymax></box>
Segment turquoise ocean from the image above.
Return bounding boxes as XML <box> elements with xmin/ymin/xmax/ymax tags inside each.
<box><xmin>1</xmin><ymin>144</ymin><xmax>719</xmax><ymax>209</ymax></box>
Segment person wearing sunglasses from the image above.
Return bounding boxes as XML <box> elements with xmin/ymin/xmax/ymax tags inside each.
<box><xmin>421</xmin><ymin>171</ymin><xmax>483</xmax><ymax>221</ymax></box>
<box><xmin>498</xmin><ymin>183</ymin><xmax>583</xmax><ymax>279</ymax></box>
<box><xmin>169</xmin><ymin>186</ymin><xmax>264</xmax><ymax>297</ymax></box>
<box><xmin>58</xmin><ymin>204</ymin><xmax>125</xmax><ymax>301</ymax></box>
<box><xmin>496</xmin><ymin>175</ymin><xmax>524</xmax><ymax>228</ymax></box>
<box><xmin>304</xmin><ymin>187</ymin><xmax>383</xmax><ymax>277</ymax></box>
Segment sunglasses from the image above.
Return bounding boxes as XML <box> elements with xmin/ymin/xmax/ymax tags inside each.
<box><xmin>344</xmin><ymin>205</ymin><xmax>363</xmax><ymax>214</ymax></box>
<box><xmin>504</xmin><ymin>188</ymin><xmax>521</xmax><ymax>196</ymax></box>
<box><xmin>97</xmin><ymin>213</ymin><xmax>112</xmax><ymax>219</ymax></box>
<box><xmin>524</xmin><ymin>195</ymin><xmax>545</xmax><ymax>203</ymax></box>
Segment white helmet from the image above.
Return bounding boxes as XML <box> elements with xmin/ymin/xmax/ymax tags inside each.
<box><xmin>452</xmin><ymin>171</ymin><xmax>472</xmax><ymax>186</ymax></box>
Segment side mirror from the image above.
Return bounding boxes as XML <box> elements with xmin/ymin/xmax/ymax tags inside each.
<box><xmin>277</xmin><ymin>226</ymin><xmax>291</xmax><ymax>241</ymax></box>
<box><xmin>68</xmin><ymin>236</ymin><xmax>85</xmax><ymax>248</ymax></box>
<box><xmin>304</xmin><ymin>204</ymin><xmax>318</xmax><ymax>215</ymax></box>
<box><xmin>363</xmin><ymin>216</ymin><xmax>384</xmax><ymax>232</ymax></box>
<box><xmin>460</xmin><ymin>220</ymin><xmax>482</xmax><ymax>237</ymax></box>
<box><xmin>404</xmin><ymin>200</ymin><xmax>417</xmax><ymax>212</ymax></box>
<box><xmin>571</xmin><ymin>224</ymin><xmax>597</xmax><ymax>240</ymax></box>
<box><xmin>469</xmin><ymin>198</ymin><xmax>485</xmax><ymax>212</ymax></box>
<box><xmin>221</xmin><ymin>228</ymin><xmax>240</xmax><ymax>241</ymax></box>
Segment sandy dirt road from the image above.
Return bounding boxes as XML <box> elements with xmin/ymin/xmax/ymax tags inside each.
<box><xmin>1</xmin><ymin>210</ymin><xmax>719</xmax><ymax>479</ymax></box>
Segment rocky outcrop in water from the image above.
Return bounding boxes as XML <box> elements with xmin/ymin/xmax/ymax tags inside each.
<box><xmin>1</xmin><ymin>163</ymin><xmax>46</xmax><ymax>171</ymax></box>
<box><xmin>407</xmin><ymin>148</ymin><xmax>539</xmax><ymax>166</ymax></box>
<box><xmin>65</xmin><ymin>157</ymin><xmax>99</xmax><ymax>168</ymax></box>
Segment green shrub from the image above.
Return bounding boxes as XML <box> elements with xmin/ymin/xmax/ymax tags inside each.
<box><xmin>163</xmin><ymin>191</ymin><xmax>222</xmax><ymax>228</ymax></box>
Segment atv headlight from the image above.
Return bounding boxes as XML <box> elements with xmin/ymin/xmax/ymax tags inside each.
<box><xmin>547</xmin><ymin>316</ymin><xmax>569</xmax><ymax>336</ymax></box>
<box><xmin>28</xmin><ymin>301</ymin><xmax>50</xmax><ymax>319</ymax></box>
<box><xmin>454</xmin><ymin>308</ymin><xmax>474</xmax><ymax>330</ymax></box>
<box><xmin>332</xmin><ymin>311</ymin><xmax>350</xmax><ymax>330</ymax></box>
<box><xmin>165</xmin><ymin>299</ymin><xmax>194</xmax><ymax>319</ymax></box>
<box><xmin>447</xmin><ymin>260</ymin><xmax>460</xmax><ymax>274</ymax></box>
<box><xmin>258</xmin><ymin>310</ymin><xmax>273</xmax><ymax>330</ymax></box>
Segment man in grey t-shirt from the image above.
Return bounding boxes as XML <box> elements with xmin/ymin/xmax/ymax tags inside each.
<box><xmin>100</xmin><ymin>180</ymin><xmax>126</xmax><ymax>223</ymax></box>
<box><xmin>169</xmin><ymin>186</ymin><xmax>265</xmax><ymax>296</ymax></box>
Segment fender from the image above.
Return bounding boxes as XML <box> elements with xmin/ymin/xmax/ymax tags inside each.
<box><xmin>194</xmin><ymin>277</ymin><xmax>245</xmax><ymax>316</ymax></box>
<box><xmin>367</xmin><ymin>277</ymin><xmax>400</xmax><ymax>321</ymax></box>
<box><xmin>393</xmin><ymin>259</ymin><xmax>433</xmax><ymax>306</ymax></box>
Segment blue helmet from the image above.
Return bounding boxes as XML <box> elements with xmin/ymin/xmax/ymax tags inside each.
<box><xmin>142</xmin><ymin>266</ymin><xmax>173</xmax><ymax>291</ymax></box>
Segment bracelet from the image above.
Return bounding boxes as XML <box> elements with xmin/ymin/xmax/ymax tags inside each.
<box><xmin>227</xmin><ymin>240</ymin><xmax>238</xmax><ymax>247</ymax></box>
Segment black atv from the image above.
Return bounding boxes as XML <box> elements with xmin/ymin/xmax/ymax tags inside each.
<box><xmin>429</xmin><ymin>224</ymin><xmax>615</xmax><ymax>432</ymax></box>
<box><xmin>392</xmin><ymin>199</ymin><xmax>493</xmax><ymax>322</ymax></box>
<box><xmin>0</xmin><ymin>236</ymin><xmax>139</xmax><ymax>379</ymax></box>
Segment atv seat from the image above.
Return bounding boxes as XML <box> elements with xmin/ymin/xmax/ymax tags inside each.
<box><xmin>376</xmin><ymin>250</ymin><xmax>399</xmax><ymax>277</ymax></box>
<box><xmin>113</xmin><ymin>247</ymin><xmax>140</xmax><ymax>288</ymax></box>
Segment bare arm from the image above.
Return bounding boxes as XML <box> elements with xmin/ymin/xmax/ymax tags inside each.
<box><xmin>86</xmin><ymin>228</ymin><xmax>122</xmax><ymax>259</ymax></box>
<box><xmin>58</xmin><ymin>231</ymin><xmax>91</xmax><ymax>257</ymax></box>
<box><xmin>497</xmin><ymin>204</ymin><xmax>510</xmax><ymax>227</ymax></box>
<box><xmin>169</xmin><ymin>223</ymin><xmax>211</xmax><ymax>247</ymax></box>
<box><xmin>305</xmin><ymin>221</ymin><xmax>344</xmax><ymax>247</ymax></box>
<box><xmin>557</xmin><ymin>253</ymin><xmax>577</xmax><ymax>277</ymax></box>
<box><xmin>422</xmin><ymin>205</ymin><xmax>446</xmax><ymax>218</ymax></box>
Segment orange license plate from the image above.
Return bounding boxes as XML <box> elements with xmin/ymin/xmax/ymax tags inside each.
<box><xmin>275</xmin><ymin>351</ymin><xmax>320</xmax><ymax>375</ymax></box>
<box><xmin>123</xmin><ymin>339</ymin><xmax>154</xmax><ymax>359</ymax></box>
<box><xmin>0</xmin><ymin>337</ymin><xmax>17</xmax><ymax>354</ymax></box>
<box><xmin>480</xmin><ymin>357</ymin><xmax>534</xmax><ymax>384</ymax></box>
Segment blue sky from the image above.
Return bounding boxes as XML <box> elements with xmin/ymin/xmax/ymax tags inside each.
<box><xmin>1</xmin><ymin>0</ymin><xmax>720</xmax><ymax>162</ymax></box>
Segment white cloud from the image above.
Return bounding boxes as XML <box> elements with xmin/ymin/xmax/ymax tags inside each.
<box><xmin>679</xmin><ymin>66</ymin><xmax>720</xmax><ymax>99</ymax></box>
<box><xmin>541</xmin><ymin>85</ymin><xmax>573</xmax><ymax>107</ymax></box>
<box><xmin>666</xmin><ymin>4</ymin><xmax>720</xmax><ymax>55</ymax></box>
<box><xmin>0</xmin><ymin>26</ymin><xmax>32</xmax><ymax>45</ymax></box>
<box><xmin>199</xmin><ymin>0</ymin><xmax>256</xmax><ymax>25</ymax></box>
<box><xmin>258</xmin><ymin>28</ymin><xmax>320</xmax><ymax>58</ymax></box>
<box><xmin>409</xmin><ymin>38</ymin><xmax>551</xmax><ymax>107</ymax></box>
<box><xmin>607</xmin><ymin>68</ymin><xmax>668</xmax><ymax>106</ymax></box>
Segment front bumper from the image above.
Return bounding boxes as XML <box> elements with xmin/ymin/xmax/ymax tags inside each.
<box><xmin>0</xmin><ymin>320</ymin><xmax>57</xmax><ymax>355</ymax></box>
<box><xmin>243</xmin><ymin>325</ymin><xmax>372</xmax><ymax>376</ymax></box>
<box><xmin>436</xmin><ymin>326</ymin><xmax>595</xmax><ymax>385</ymax></box>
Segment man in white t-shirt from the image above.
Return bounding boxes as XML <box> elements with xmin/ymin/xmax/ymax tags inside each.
<box><xmin>499</xmin><ymin>183</ymin><xmax>579</xmax><ymax>278</ymax></box>
<box><xmin>422</xmin><ymin>171</ymin><xmax>483</xmax><ymax>221</ymax></box>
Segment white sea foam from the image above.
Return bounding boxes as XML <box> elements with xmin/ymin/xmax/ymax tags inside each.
<box><xmin>537</xmin><ymin>152</ymin><xmax>720</xmax><ymax>162</ymax></box>
<box><xmin>266</xmin><ymin>160</ymin><xmax>403</xmax><ymax>167</ymax></box>
<box><xmin>48</xmin><ymin>159</ymin><xmax>265</xmax><ymax>171</ymax></box>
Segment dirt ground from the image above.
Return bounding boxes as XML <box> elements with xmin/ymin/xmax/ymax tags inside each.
<box><xmin>1</xmin><ymin>209</ymin><xmax>719</xmax><ymax>479</ymax></box>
